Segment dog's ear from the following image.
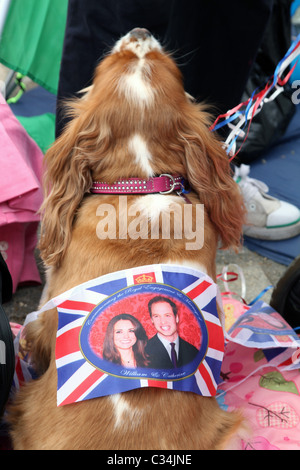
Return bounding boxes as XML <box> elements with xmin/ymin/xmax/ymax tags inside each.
<box><xmin>39</xmin><ymin>99</ymin><xmax>110</xmax><ymax>267</ymax></box>
<box><xmin>178</xmin><ymin>105</ymin><xmax>246</xmax><ymax>250</ymax></box>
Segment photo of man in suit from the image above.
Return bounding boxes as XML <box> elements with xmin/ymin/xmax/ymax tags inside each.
<box><xmin>145</xmin><ymin>295</ymin><xmax>199</xmax><ymax>369</ymax></box>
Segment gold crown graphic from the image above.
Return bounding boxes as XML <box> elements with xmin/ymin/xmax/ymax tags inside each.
<box><xmin>134</xmin><ymin>274</ymin><xmax>155</xmax><ymax>283</ymax></box>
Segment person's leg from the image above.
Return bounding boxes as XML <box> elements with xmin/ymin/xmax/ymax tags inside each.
<box><xmin>56</xmin><ymin>0</ymin><xmax>274</xmax><ymax>136</ymax></box>
<box><xmin>55</xmin><ymin>0</ymin><xmax>172</xmax><ymax>136</ymax></box>
<box><xmin>165</xmin><ymin>0</ymin><xmax>274</xmax><ymax>114</ymax></box>
<box><xmin>271</xmin><ymin>254</ymin><xmax>300</xmax><ymax>329</ymax></box>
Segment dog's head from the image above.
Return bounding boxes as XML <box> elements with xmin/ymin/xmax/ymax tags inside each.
<box><xmin>40</xmin><ymin>28</ymin><xmax>245</xmax><ymax>267</ymax></box>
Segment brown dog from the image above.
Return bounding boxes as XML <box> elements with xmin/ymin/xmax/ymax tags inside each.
<box><xmin>8</xmin><ymin>28</ymin><xmax>245</xmax><ymax>450</ymax></box>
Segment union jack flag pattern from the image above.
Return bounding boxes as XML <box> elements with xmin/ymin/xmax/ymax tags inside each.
<box><xmin>53</xmin><ymin>264</ymin><xmax>225</xmax><ymax>406</ymax></box>
<box><xmin>225</xmin><ymin>300</ymin><xmax>300</xmax><ymax>350</ymax></box>
<box><xmin>12</xmin><ymin>266</ymin><xmax>300</xmax><ymax>407</ymax></box>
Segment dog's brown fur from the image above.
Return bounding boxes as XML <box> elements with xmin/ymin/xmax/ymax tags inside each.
<box><xmin>8</xmin><ymin>30</ymin><xmax>245</xmax><ymax>449</ymax></box>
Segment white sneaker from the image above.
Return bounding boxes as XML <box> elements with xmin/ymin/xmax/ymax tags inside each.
<box><xmin>234</xmin><ymin>164</ymin><xmax>300</xmax><ymax>240</ymax></box>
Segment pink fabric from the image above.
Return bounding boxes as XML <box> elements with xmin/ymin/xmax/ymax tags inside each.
<box><xmin>9</xmin><ymin>322</ymin><xmax>22</xmax><ymax>338</ymax></box>
<box><xmin>0</xmin><ymin>94</ymin><xmax>43</xmax><ymax>292</ymax></box>
<box><xmin>218</xmin><ymin>344</ymin><xmax>300</xmax><ymax>450</ymax></box>
<box><xmin>217</xmin><ymin>295</ymin><xmax>300</xmax><ymax>450</ymax></box>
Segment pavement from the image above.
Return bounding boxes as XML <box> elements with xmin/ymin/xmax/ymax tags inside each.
<box><xmin>3</xmin><ymin>243</ymin><xmax>288</xmax><ymax>325</ymax></box>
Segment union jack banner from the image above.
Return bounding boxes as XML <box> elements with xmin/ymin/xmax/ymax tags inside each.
<box><xmin>217</xmin><ymin>299</ymin><xmax>300</xmax><ymax>397</ymax></box>
<box><xmin>51</xmin><ymin>264</ymin><xmax>225</xmax><ymax>406</ymax></box>
<box><xmin>225</xmin><ymin>300</ymin><xmax>300</xmax><ymax>350</ymax></box>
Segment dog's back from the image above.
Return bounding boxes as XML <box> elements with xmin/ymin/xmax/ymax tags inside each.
<box><xmin>8</xmin><ymin>28</ymin><xmax>245</xmax><ymax>450</ymax></box>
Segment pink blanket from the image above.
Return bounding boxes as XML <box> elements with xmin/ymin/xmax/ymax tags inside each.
<box><xmin>217</xmin><ymin>296</ymin><xmax>300</xmax><ymax>450</ymax></box>
<box><xmin>0</xmin><ymin>94</ymin><xmax>43</xmax><ymax>291</ymax></box>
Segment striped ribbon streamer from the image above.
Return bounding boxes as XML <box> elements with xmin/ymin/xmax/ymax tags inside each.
<box><xmin>210</xmin><ymin>33</ymin><xmax>300</xmax><ymax>160</ymax></box>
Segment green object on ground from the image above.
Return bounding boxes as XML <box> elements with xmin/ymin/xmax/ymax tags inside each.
<box><xmin>16</xmin><ymin>113</ymin><xmax>56</xmax><ymax>154</ymax></box>
<box><xmin>0</xmin><ymin>0</ymin><xmax>68</xmax><ymax>95</ymax></box>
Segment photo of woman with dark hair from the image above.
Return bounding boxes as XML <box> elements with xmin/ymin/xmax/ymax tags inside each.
<box><xmin>103</xmin><ymin>314</ymin><xmax>149</xmax><ymax>368</ymax></box>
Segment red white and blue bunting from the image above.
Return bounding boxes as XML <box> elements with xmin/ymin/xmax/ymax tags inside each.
<box><xmin>210</xmin><ymin>33</ymin><xmax>300</xmax><ymax>160</ymax></box>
